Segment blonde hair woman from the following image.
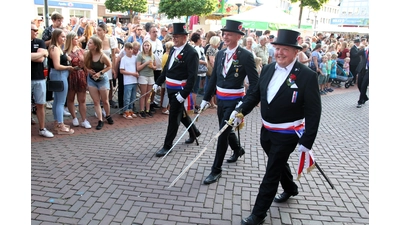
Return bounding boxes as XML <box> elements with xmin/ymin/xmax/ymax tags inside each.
<box><xmin>48</xmin><ymin>28</ymin><xmax>75</xmax><ymax>134</ymax></box>
<box><xmin>84</xmin><ymin>36</ymin><xmax>113</xmax><ymax>130</ymax></box>
<box><xmin>64</xmin><ymin>31</ymin><xmax>91</xmax><ymax>129</ymax></box>
<box><xmin>136</xmin><ymin>39</ymin><xmax>156</xmax><ymax>118</ymax></box>
<box><xmin>160</xmin><ymin>41</ymin><xmax>174</xmax><ymax>115</ymax></box>
<box><xmin>79</xmin><ymin>23</ymin><xmax>94</xmax><ymax>49</ymax></box>
<box><xmin>205</xmin><ymin>35</ymin><xmax>221</xmax><ymax>108</ymax></box>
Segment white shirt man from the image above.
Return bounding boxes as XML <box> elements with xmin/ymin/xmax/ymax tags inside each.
<box><xmin>254</xmin><ymin>35</ymin><xmax>270</xmax><ymax>65</ymax></box>
<box><xmin>147</xmin><ymin>26</ymin><xmax>164</xmax><ymax>71</ymax></box>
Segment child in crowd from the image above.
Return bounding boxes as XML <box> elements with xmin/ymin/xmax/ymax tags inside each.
<box><xmin>120</xmin><ymin>42</ymin><xmax>140</xmax><ymax>119</ymax></box>
<box><xmin>330</xmin><ymin>53</ymin><xmax>338</xmax><ymax>85</ymax></box>
<box><xmin>324</xmin><ymin>52</ymin><xmax>334</xmax><ymax>93</ymax></box>
<box><xmin>319</xmin><ymin>55</ymin><xmax>328</xmax><ymax>95</ymax></box>
<box><xmin>254</xmin><ymin>56</ymin><xmax>262</xmax><ymax>75</ymax></box>
<box><xmin>343</xmin><ymin>57</ymin><xmax>350</xmax><ymax>76</ymax></box>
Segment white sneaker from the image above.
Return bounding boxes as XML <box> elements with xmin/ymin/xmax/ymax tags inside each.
<box><xmin>72</xmin><ymin>118</ymin><xmax>79</xmax><ymax>127</ymax></box>
<box><xmin>46</xmin><ymin>101</ymin><xmax>53</xmax><ymax>109</ymax></box>
<box><xmin>81</xmin><ymin>119</ymin><xmax>92</xmax><ymax>129</ymax></box>
<box><xmin>39</xmin><ymin>128</ymin><xmax>54</xmax><ymax>138</ymax></box>
<box><xmin>63</xmin><ymin>107</ymin><xmax>71</xmax><ymax>116</ymax></box>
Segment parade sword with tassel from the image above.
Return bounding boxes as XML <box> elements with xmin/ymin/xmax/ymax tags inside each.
<box><xmin>295</xmin><ymin>130</ymin><xmax>335</xmax><ymax>190</ymax></box>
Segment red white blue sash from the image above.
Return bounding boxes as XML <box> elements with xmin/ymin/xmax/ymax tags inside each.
<box><xmin>165</xmin><ymin>78</ymin><xmax>193</xmax><ymax>110</ymax></box>
<box><xmin>166</xmin><ymin>78</ymin><xmax>187</xmax><ymax>90</ymax></box>
<box><xmin>262</xmin><ymin>119</ymin><xmax>305</xmax><ymax>134</ymax></box>
<box><xmin>216</xmin><ymin>86</ymin><xmax>245</xmax><ymax>101</ymax></box>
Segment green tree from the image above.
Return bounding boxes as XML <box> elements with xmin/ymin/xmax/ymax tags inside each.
<box><xmin>291</xmin><ymin>0</ymin><xmax>329</xmax><ymax>29</ymax></box>
<box><xmin>104</xmin><ymin>0</ymin><xmax>148</xmax><ymax>23</ymax></box>
<box><xmin>159</xmin><ymin>0</ymin><xmax>218</xmax><ymax>27</ymax></box>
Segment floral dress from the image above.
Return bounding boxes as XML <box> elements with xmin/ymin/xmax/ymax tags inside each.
<box><xmin>68</xmin><ymin>48</ymin><xmax>87</xmax><ymax>92</ymax></box>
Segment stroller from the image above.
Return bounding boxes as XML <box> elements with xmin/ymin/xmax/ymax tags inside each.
<box><xmin>331</xmin><ymin>61</ymin><xmax>354</xmax><ymax>88</ymax></box>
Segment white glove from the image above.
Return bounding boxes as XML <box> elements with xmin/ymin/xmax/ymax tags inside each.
<box><xmin>152</xmin><ymin>84</ymin><xmax>160</xmax><ymax>92</ymax></box>
<box><xmin>298</xmin><ymin>144</ymin><xmax>310</xmax><ymax>153</ymax></box>
<box><xmin>175</xmin><ymin>92</ymin><xmax>185</xmax><ymax>103</ymax></box>
<box><xmin>229</xmin><ymin>110</ymin><xmax>242</xmax><ymax>127</ymax></box>
<box><xmin>200</xmin><ymin>100</ymin><xmax>209</xmax><ymax>111</ymax></box>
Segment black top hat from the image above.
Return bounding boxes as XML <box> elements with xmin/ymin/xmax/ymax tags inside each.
<box><xmin>271</xmin><ymin>29</ymin><xmax>302</xmax><ymax>50</ymax></box>
<box><xmin>172</xmin><ymin>23</ymin><xmax>188</xmax><ymax>35</ymax></box>
<box><xmin>221</xmin><ymin>20</ymin><xmax>245</xmax><ymax>35</ymax></box>
<box><xmin>353</xmin><ymin>39</ymin><xmax>360</xmax><ymax>43</ymax></box>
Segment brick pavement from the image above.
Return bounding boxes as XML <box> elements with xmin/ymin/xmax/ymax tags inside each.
<box><xmin>31</xmin><ymin>85</ymin><xmax>369</xmax><ymax>225</ymax></box>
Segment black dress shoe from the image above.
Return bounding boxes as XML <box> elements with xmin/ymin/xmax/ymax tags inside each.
<box><xmin>185</xmin><ymin>131</ymin><xmax>201</xmax><ymax>144</ymax></box>
<box><xmin>155</xmin><ymin>148</ymin><xmax>170</xmax><ymax>157</ymax></box>
<box><xmin>273</xmin><ymin>191</ymin><xmax>299</xmax><ymax>203</ymax></box>
<box><xmin>241</xmin><ymin>214</ymin><xmax>266</xmax><ymax>225</ymax></box>
<box><xmin>227</xmin><ymin>147</ymin><xmax>245</xmax><ymax>163</ymax></box>
<box><xmin>203</xmin><ymin>172</ymin><xmax>221</xmax><ymax>184</ymax></box>
<box><xmin>356</xmin><ymin>104</ymin><xmax>362</xmax><ymax>108</ymax></box>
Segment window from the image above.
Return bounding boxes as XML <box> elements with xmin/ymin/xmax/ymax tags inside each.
<box><xmin>37</xmin><ymin>7</ymin><xmax>62</xmax><ymax>16</ymax></box>
<box><xmin>69</xmin><ymin>9</ymin><xmax>91</xmax><ymax>18</ymax></box>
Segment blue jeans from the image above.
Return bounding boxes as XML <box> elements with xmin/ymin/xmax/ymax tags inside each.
<box><xmin>49</xmin><ymin>69</ymin><xmax>69</xmax><ymax>123</ymax></box>
<box><xmin>123</xmin><ymin>83</ymin><xmax>137</xmax><ymax>111</ymax></box>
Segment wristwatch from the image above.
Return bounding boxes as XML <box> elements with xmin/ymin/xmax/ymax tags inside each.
<box><xmin>100</xmin><ymin>71</ymin><xmax>104</xmax><ymax>75</ymax></box>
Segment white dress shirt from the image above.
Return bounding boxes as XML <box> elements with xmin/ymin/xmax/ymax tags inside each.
<box><xmin>267</xmin><ymin>59</ymin><xmax>296</xmax><ymax>103</ymax></box>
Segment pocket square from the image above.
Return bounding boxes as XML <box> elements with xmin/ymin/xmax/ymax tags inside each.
<box><xmin>290</xmin><ymin>84</ymin><xmax>298</xmax><ymax>88</ymax></box>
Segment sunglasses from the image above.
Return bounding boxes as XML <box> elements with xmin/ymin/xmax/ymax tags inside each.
<box><xmin>31</xmin><ymin>29</ymin><xmax>38</xmax><ymax>32</ymax></box>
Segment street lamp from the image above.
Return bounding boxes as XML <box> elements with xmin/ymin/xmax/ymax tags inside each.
<box><xmin>314</xmin><ymin>13</ymin><xmax>318</xmax><ymax>29</ymax></box>
<box><xmin>235</xmin><ymin>0</ymin><xmax>244</xmax><ymax>14</ymax></box>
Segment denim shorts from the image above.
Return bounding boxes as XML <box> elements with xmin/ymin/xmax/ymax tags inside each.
<box><xmin>31</xmin><ymin>79</ymin><xmax>47</xmax><ymax>104</ymax></box>
<box><xmin>87</xmin><ymin>75</ymin><xmax>110</xmax><ymax>90</ymax></box>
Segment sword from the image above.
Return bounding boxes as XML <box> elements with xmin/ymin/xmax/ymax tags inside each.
<box><xmin>167</xmin><ymin>118</ymin><xmax>234</xmax><ymax>188</ymax></box>
<box><xmin>161</xmin><ymin>104</ymin><xmax>209</xmax><ymax>160</ymax></box>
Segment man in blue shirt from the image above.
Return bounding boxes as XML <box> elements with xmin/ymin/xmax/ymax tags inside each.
<box><xmin>126</xmin><ymin>24</ymin><xmax>144</xmax><ymax>46</ymax></box>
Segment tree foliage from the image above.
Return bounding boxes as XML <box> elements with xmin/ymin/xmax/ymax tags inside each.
<box><xmin>159</xmin><ymin>0</ymin><xmax>218</xmax><ymax>19</ymax></box>
<box><xmin>291</xmin><ymin>0</ymin><xmax>329</xmax><ymax>11</ymax></box>
<box><xmin>104</xmin><ymin>0</ymin><xmax>148</xmax><ymax>15</ymax></box>
<box><xmin>290</xmin><ymin>0</ymin><xmax>330</xmax><ymax>28</ymax></box>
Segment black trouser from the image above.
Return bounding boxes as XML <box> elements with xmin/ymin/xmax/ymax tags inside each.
<box><xmin>251</xmin><ymin>128</ymin><xmax>298</xmax><ymax>218</ymax></box>
<box><xmin>350</xmin><ymin>64</ymin><xmax>358</xmax><ymax>84</ymax></box>
<box><xmin>163</xmin><ymin>94</ymin><xmax>199</xmax><ymax>150</ymax></box>
<box><xmin>117</xmin><ymin>67</ymin><xmax>124</xmax><ymax>109</ymax></box>
<box><xmin>211</xmin><ymin>99</ymin><xmax>242</xmax><ymax>174</ymax></box>
<box><xmin>357</xmin><ymin>69</ymin><xmax>369</xmax><ymax>104</ymax></box>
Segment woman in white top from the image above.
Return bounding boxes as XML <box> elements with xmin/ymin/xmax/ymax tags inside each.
<box><xmin>244</xmin><ymin>36</ymin><xmax>256</xmax><ymax>58</ymax></box>
<box><xmin>298</xmin><ymin>43</ymin><xmax>311</xmax><ymax>67</ymax></box>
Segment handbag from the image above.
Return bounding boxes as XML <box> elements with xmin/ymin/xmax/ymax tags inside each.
<box><xmin>198</xmin><ymin>56</ymin><xmax>208</xmax><ymax>74</ymax></box>
<box><xmin>47</xmin><ymin>80</ymin><xmax>64</xmax><ymax>92</ymax></box>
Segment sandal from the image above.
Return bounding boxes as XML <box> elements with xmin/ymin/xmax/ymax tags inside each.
<box><xmin>56</xmin><ymin>124</ymin><xmax>74</xmax><ymax>135</ymax></box>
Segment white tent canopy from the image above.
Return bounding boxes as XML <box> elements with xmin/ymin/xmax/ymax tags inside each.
<box><xmin>221</xmin><ymin>5</ymin><xmax>312</xmax><ymax>30</ymax></box>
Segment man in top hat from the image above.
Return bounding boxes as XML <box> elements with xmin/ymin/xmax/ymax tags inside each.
<box><xmin>350</xmin><ymin>38</ymin><xmax>361</xmax><ymax>86</ymax></box>
<box><xmin>153</xmin><ymin>23</ymin><xmax>201</xmax><ymax>157</ymax></box>
<box><xmin>199</xmin><ymin>20</ymin><xmax>259</xmax><ymax>184</ymax></box>
<box><xmin>230</xmin><ymin>29</ymin><xmax>321</xmax><ymax>225</ymax></box>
